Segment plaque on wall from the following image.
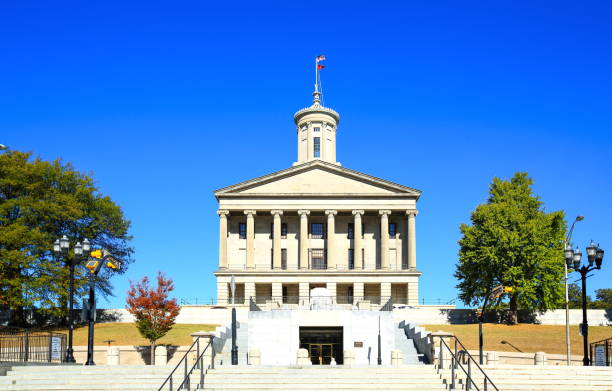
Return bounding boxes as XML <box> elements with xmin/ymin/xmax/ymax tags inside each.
<box><xmin>354</xmin><ymin>341</ymin><xmax>363</xmax><ymax>348</ymax></box>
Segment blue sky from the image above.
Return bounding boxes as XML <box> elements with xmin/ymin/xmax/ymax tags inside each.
<box><xmin>2</xmin><ymin>1</ymin><xmax>611</xmax><ymax>309</ymax></box>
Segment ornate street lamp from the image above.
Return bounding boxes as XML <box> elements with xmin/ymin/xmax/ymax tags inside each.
<box><xmin>565</xmin><ymin>241</ymin><xmax>605</xmax><ymax>366</ymax></box>
<box><xmin>53</xmin><ymin>236</ymin><xmax>91</xmax><ymax>363</ymax></box>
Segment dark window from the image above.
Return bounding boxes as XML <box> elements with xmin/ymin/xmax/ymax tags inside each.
<box><xmin>311</xmin><ymin>249</ymin><xmax>326</xmax><ymax>269</ymax></box>
<box><xmin>348</xmin><ymin>249</ymin><xmax>354</xmax><ymax>270</ymax></box>
<box><xmin>239</xmin><ymin>223</ymin><xmax>246</xmax><ymax>239</ymax></box>
<box><xmin>389</xmin><ymin>223</ymin><xmax>397</xmax><ymax>238</ymax></box>
<box><xmin>313</xmin><ymin>137</ymin><xmax>321</xmax><ymax>158</ymax></box>
<box><xmin>314</xmin><ymin>126</ymin><xmax>320</xmax><ymax>132</ymax></box>
<box><xmin>281</xmin><ymin>249</ymin><xmax>287</xmax><ymax>270</ymax></box>
<box><xmin>348</xmin><ymin>223</ymin><xmax>354</xmax><ymax>239</ymax></box>
<box><xmin>311</xmin><ymin>223</ymin><xmax>324</xmax><ymax>239</ymax></box>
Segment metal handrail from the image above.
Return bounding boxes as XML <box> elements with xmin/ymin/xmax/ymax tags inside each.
<box><xmin>436</xmin><ymin>335</ymin><xmax>499</xmax><ymax>391</ymax></box>
<box><xmin>158</xmin><ymin>336</ymin><xmax>214</xmax><ymax>391</ymax></box>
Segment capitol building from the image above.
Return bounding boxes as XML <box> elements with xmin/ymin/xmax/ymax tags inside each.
<box><xmin>213</xmin><ymin>86</ymin><xmax>421</xmax><ymax>310</ymax></box>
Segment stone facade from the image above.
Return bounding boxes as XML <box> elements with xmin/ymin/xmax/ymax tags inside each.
<box><xmin>214</xmin><ymin>89</ymin><xmax>421</xmax><ymax>308</ymax></box>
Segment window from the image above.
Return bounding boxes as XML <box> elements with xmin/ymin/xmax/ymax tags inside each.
<box><xmin>281</xmin><ymin>249</ymin><xmax>287</xmax><ymax>270</ymax></box>
<box><xmin>311</xmin><ymin>249</ymin><xmax>326</xmax><ymax>269</ymax></box>
<box><xmin>314</xmin><ymin>126</ymin><xmax>320</xmax><ymax>132</ymax></box>
<box><xmin>311</xmin><ymin>223</ymin><xmax>324</xmax><ymax>239</ymax></box>
<box><xmin>270</xmin><ymin>223</ymin><xmax>288</xmax><ymax>239</ymax></box>
<box><xmin>348</xmin><ymin>249</ymin><xmax>354</xmax><ymax>270</ymax></box>
<box><xmin>348</xmin><ymin>223</ymin><xmax>354</xmax><ymax>239</ymax></box>
<box><xmin>239</xmin><ymin>223</ymin><xmax>246</xmax><ymax>239</ymax></box>
<box><xmin>313</xmin><ymin>137</ymin><xmax>321</xmax><ymax>158</ymax></box>
<box><xmin>389</xmin><ymin>223</ymin><xmax>397</xmax><ymax>238</ymax></box>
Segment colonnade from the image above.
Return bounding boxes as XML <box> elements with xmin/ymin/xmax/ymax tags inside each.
<box><xmin>217</xmin><ymin>209</ymin><xmax>417</xmax><ymax>271</ymax></box>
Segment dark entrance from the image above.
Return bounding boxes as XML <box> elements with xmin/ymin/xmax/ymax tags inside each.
<box><xmin>299</xmin><ymin>327</ymin><xmax>343</xmax><ymax>365</ymax></box>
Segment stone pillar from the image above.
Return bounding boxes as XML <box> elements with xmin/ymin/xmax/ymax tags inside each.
<box><xmin>249</xmin><ymin>349</ymin><xmax>261</xmax><ymax>365</ymax></box>
<box><xmin>107</xmin><ymin>346</ymin><xmax>120</xmax><ymax>365</ymax></box>
<box><xmin>391</xmin><ymin>349</ymin><xmax>403</xmax><ymax>367</ymax></box>
<box><xmin>379</xmin><ymin>210</ymin><xmax>391</xmax><ymax>269</ymax></box>
<box><xmin>155</xmin><ymin>345</ymin><xmax>168</xmax><ymax>366</ymax></box>
<box><xmin>298</xmin><ymin>210</ymin><xmax>310</xmax><ymax>269</ymax></box>
<box><xmin>271</xmin><ymin>210</ymin><xmax>283</xmax><ymax>269</ymax></box>
<box><xmin>244</xmin><ymin>210</ymin><xmax>256</xmax><ymax>269</ymax></box>
<box><xmin>352</xmin><ymin>210</ymin><xmax>364</xmax><ymax>270</ymax></box>
<box><xmin>534</xmin><ymin>351</ymin><xmax>547</xmax><ymax>365</ymax></box>
<box><xmin>343</xmin><ymin>349</ymin><xmax>355</xmax><ymax>366</ymax></box>
<box><xmin>326</xmin><ymin>282</ymin><xmax>337</xmax><ymax>301</ymax></box>
<box><xmin>407</xmin><ymin>281</ymin><xmax>418</xmax><ymax>306</ymax></box>
<box><xmin>245</xmin><ymin>282</ymin><xmax>256</xmax><ymax>303</ymax></box>
<box><xmin>272</xmin><ymin>282</ymin><xmax>282</xmax><ymax>300</ymax></box>
<box><xmin>217</xmin><ymin>280</ymin><xmax>229</xmax><ymax>305</ymax></box>
<box><xmin>217</xmin><ymin>210</ymin><xmax>229</xmax><ymax>269</ymax></box>
<box><xmin>407</xmin><ymin>210</ymin><xmax>418</xmax><ymax>269</ymax></box>
<box><xmin>299</xmin><ymin>282</ymin><xmax>309</xmax><ymax>305</ymax></box>
<box><xmin>486</xmin><ymin>351</ymin><xmax>499</xmax><ymax>367</ymax></box>
<box><xmin>353</xmin><ymin>282</ymin><xmax>364</xmax><ymax>302</ymax></box>
<box><xmin>381</xmin><ymin>282</ymin><xmax>391</xmax><ymax>303</ymax></box>
<box><xmin>325</xmin><ymin>210</ymin><xmax>337</xmax><ymax>269</ymax></box>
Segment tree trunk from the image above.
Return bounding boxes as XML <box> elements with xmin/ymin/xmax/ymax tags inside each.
<box><xmin>151</xmin><ymin>340</ymin><xmax>156</xmax><ymax>365</ymax></box>
<box><xmin>508</xmin><ymin>293</ymin><xmax>519</xmax><ymax>325</ymax></box>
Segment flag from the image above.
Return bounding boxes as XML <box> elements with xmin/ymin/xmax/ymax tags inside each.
<box><xmin>317</xmin><ymin>64</ymin><xmax>325</xmax><ymax>70</ymax></box>
<box><xmin>316</xmin><ymin>55</ymin><xmax>326</xmax><ymax>62</ymax></box>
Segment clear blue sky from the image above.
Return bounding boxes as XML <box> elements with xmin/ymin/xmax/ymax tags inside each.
<box><xmin>2</xmin><ymin>1</ymin><xmax>611</xmax><ymax>309</ymax></box>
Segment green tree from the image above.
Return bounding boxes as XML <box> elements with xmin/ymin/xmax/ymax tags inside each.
<box><xmin>567</xmin><ymin>283</ymin><xmax>591</xmax><ymax>309</ymax></box>
<box><xmin>592</xmin><ymin>288</ymin><xmax>612</xmax><ymax>309</ymax></box>
<box><xmin>455</xmin><ymin>172</ymin><xmax>566</xmax><ymax>324</ymax></box>
<box><xmin>0</xmin><ymin>150</ymin><xmax>133</xmax><ymax>325</ymax></box>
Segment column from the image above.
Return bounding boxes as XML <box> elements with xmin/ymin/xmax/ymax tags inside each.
<box><xmin>379</xmin><ymin>210</ymin><xmax>391</xmax><ymax>269</ymax></box>
<box><xmin>326</xmin><ymin>282</ymin><xmax>337</xmax><ymax>303</ymax></box>
<box><xmin>298</xmin><ymin>210</ymin><xmax>310</xmax><ymax>269</ymax></box>
<box><xmin>353</xmin><ymin>282</ymin><xmax>364</xmax><ymax>302</ymax></box>
<box><xmin>407</xmin><ymin>210</ymin><xmax>418</xmax><ymax>269</ymax></box>
<box><xmin>352</xmin><ymin>210</ymin><xmax>364</xmax><ymax>270</ymax></box>
<box><xmin>271</xmin><ymin>210</ymin><xmax>283</xmax><ymax>269</ymax></box>
<box><xmin>272</xmin><ymin>282</ymin><xmax>282</xmax><ymax>300</ymax></box>
<box><xmin>407</xmin><ymin>281</ymin><xmax>419</xmax><ymax>306</ymax></box>
<box><xmin>299</xmin><ymin>282</ymin><xmax>309</xmax><ymax>305</ymax></box>
<box><xmin>245</xmin><ymin>282</ymin><xmax>256</xmax><ymax>303</ymax></box>
<box><xmin>244</xmin><ymin>210</ymin><xmax>256</xmax><ymax>269</ymax></box>
<box><xmin>217</xmin><ymin>280</ymin><xmax>229</xmax><ymax>305</ymax></box>
<box><xmin>381</xmin><ymin>282</ymin><xmax>391</xmax><ymax>303</ymax></box>
<box><xmin>217</xmin><ymin>210</ymin><xmax>229</xmax><ymax>269</ymax></box>
<box><xmin>325</xmin><ymin>210</ymin><xmax>337</xmax><ymax>269</ymax></box>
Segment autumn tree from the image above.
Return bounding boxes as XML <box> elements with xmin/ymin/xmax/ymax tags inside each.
<box><xmin>0</xmin><ymin>150</ymin><xmax>133</xmax><ymax>325</ymax></box>
<box><xmin>126</xmin><ymin>272</ymin><xmax>180</xmax><ymax>365</ymax></box>
<box><xmin>455</xmin><ymin>172</ymin><xmax>567</xmax><ymax>324</ymax></box>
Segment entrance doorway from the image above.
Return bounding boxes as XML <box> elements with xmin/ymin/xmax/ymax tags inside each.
<box><xmin>299</xmin><ymin>327</ymin><xmax>343</xmax><ymax>365</ymax></box>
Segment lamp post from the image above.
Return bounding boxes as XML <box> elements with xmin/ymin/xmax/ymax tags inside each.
<box><xmin>84</xmin><ymin>250</ymin><xmax>121</xmax><ymax>365</ymax></box>
<box><xmin>564</xmin><ymin>215</ymin><xmax>584</xmax><ymax>365</ymax></box>
<box><xmin>53</xmin><ymin>236</ymin><xmax>91</xmax><ymax>363</ymax></box>
<box><xmin>565</xmin><ymin>241</ymin><xmax>605</xmax><ymax>366</ymax></box>
<box><xmin>230</xmin><ymin>275</ymin><xmax>238</xmax><ymax>365</ymax></box>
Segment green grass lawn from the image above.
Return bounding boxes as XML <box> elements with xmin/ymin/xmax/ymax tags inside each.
<box><xmin>55</xmin><ymin>323</ymin><xmax>218</xmax><ymax>346</ymax></box>
<box><xmin>423</xmin><ymin>324</ymin><xmax>611</xmax><ymax>354</ymax></box>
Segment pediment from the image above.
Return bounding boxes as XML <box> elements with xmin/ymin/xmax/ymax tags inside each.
<box><xmin>215</xmin><ymin>161</ymin><xmax>421</xmax><ymax>197</ymax></box>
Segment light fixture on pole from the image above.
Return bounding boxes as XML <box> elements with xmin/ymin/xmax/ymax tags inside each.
<box><xmin>53</xmin><ymin>236</ymin><xmax>90</xmax><ymax>363</ymax></box>
<box><xmin>565</xmin><ymin>240</ymin><xmax>605</xmax><ymax>366</ymax></box>
<box><xmin>563</xmin><ymin>215</ymin><xmax>584</xmax><ymax>366</ymax></box>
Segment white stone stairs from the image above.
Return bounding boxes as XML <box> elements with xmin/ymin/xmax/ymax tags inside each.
<box><xmin>394</xmin><ymin>321</ymin><xmax>426</xmax><ymax>364</ymax></box>
<box><xmin>0</xmin><ymin>364</ymin><xmax>176</xmax><ymax>391</ymax></box>
<box><xmin>215</xmin><ymin>321</ymin><xmax>249</xmax><ymax>366</ymax></box>
<box><xmin>438</xmin><ymin>364</ymin><xmax>612</xmax><ymax>391</ymax></box>
<box><xmin>199</xmin><ymin>366</ymin><xmax>447</xmax><ymax>390</ymax></box>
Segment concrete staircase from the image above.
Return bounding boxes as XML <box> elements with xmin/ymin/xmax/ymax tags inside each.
<box><xmin>439</xmin><ymin>364</ymin><xmax>612</xmax><ymax>391</ymax></box>
<box><xmin>0</xmin><ymin>365</ymin><xmax>175</xmax><ymax>391</ymax></box>
<box><xmin>200</xmin><ymin>366</ymin><xmax>447</xmax><ymax>390</ymax></box>
<box><xmin>394</xmin><ymin>322</ymin><xmax>426</xmax><ymax>364</ymax></box>
<box><xmin>215</xmin><ymin>321</ymin><xmax>249</xmax><ymax>366</ymax></box>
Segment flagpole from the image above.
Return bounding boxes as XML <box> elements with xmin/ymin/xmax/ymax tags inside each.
<box><xmin>315</xmin><ymin>57</ymin><xmax>319</xmax><ymax>94</ymax></box>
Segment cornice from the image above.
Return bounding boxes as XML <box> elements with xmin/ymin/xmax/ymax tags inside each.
<box><xmin>293</xmin><ymin>103</ymin><xmax>340</xmax><ymax>124</ymax></box>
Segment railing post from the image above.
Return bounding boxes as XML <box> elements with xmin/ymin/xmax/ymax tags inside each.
<box><xmin>48</xmin><ymin>332</ymin><xmax>53</xmax><ymax>362</ymax></box>
<box><xmin>211</xmin><ymin>338</ymin><xmax>215</xmax><ymax>370</ymax></box>
<box><xmin>439</xmin><ymin>338</ymin><xmax>444</xmax><ymax>369</ymax></box>
<box><xmin>169</xmin><ymin>375</ymin><xmax>173</xmax><ymax>391</ymax></box>
<box><xmin>196</xmin><ymin>338</ymin><xmax>200</xmax><ymax>369</ymax></box>
<box><xmin>484</xmin><ymin>376</ymin><xmax>488</xmax><ymax>391</ymax></box>
<box><xmin>199</xmin><ymin>353</ymin><xmax>204</xmax><ymax>389</ymax></box>
<box><xmin>466</xmin><ymin>358</ymin><xmax>472</xmax><ymax>391</ymax></box>
<box><xmin>24</xmin><ymin>330</ymin><xmax>29</xmax><ymax>362</ymax></box>
<box><xmin>184</xmin><ymin>356</ymin><xmax>189</xmax><ymax>390</ymax></box>
<box><xmin>451</xmin><ymin>355</ymin><xmax>456</xmax><ymax>389</ymax></box>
